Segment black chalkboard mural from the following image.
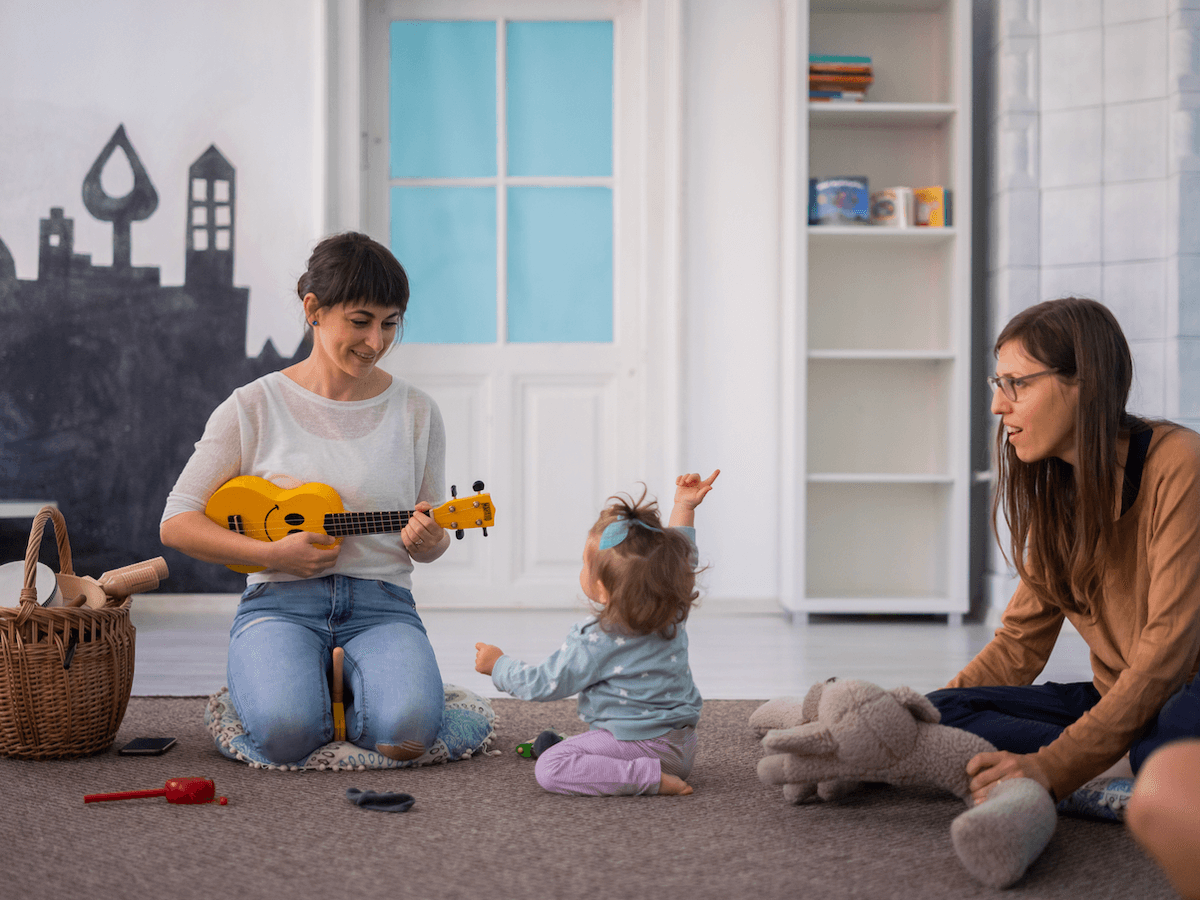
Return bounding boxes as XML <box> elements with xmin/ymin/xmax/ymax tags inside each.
<box><xmin>0</xmin><ymin>125</ymin><xmax>302</xmax><ymax>592</ymax></box>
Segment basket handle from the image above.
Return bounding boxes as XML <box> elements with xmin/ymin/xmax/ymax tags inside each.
<box><xmin>20</xmin><ymin>505</ymin><xmax>73</xmax><ymax>608</ymax></box>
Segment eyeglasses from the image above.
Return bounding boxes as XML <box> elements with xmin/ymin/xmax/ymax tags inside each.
<box><xmin>987</xmin><ymin>368</ymin><xmax>1058</xmax><ymax>402</ymax></box>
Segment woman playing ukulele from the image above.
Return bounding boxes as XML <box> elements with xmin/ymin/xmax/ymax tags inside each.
<box><xmin>161</xmin><ymin>232</ymin><xmax>447</xmax><ymax>765</ymax></box>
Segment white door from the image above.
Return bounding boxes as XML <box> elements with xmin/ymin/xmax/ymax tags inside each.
<box><xmin>362</xmin><ymin>0</ymin><xmax>668</xmax><ymax>608</ymax></box>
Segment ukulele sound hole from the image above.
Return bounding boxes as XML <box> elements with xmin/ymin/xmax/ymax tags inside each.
<box><xmin>287</xmin><ymin>528</ymin><xmax>303</xmax><ymax>535</ymax></box>
<box><xmin>284</xmin><ymin>513</ymin><xmax>305</xmax><ymax>527</ymax></box>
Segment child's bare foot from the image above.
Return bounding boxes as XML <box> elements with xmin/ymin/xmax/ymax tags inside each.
<box><xmin>659</xmin><ymin>774</ymin><xmax>693</xmax><ymax>796</ymax></box>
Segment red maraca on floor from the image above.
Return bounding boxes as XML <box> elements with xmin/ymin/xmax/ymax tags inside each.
<box><xmin>84</xmin><ymin>777</ymin><xmax>227</xmax><ymax>805</ymax></box>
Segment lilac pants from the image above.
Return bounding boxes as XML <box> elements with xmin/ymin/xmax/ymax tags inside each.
<box><xmin>534</xmin><ymin>726</ymin><xmax>698</xmax><ymax>796</ymax></box>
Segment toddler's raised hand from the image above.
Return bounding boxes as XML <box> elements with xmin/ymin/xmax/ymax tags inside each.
<box><xmin>675</xmin><ymin>469</ymin><xmax>720</xmax><ymax>510</ymax></box>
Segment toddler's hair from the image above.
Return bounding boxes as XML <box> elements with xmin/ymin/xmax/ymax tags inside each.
<box><xmin>587</xmin><ymin>487</ymin><xmax>702</xmax><ymax>639</ymax></box>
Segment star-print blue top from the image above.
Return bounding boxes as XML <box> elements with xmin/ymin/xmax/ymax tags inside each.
<box><xmin>491</xmin><ymin>527</ymin><xmax>703</xmax><ymax>740</ymax></box>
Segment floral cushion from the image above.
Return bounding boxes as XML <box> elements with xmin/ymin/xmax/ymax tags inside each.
<box><xmin>205</xmin><ymin>684</ymin><xmax>496</xmax><ymax>771</ymax></box>
<box><xmin>1056</xmin><ymin>775</ymin><xmax>1134</xmax><ymax>822</ymax></box>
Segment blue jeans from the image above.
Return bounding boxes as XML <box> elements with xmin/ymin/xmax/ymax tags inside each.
<box><xmin>928</xmin><ymin>676</ymin><xmax>1200</xmax><ymax>775</ymax></box>
<box><xmin>227</xmin><ymin>575</ymin><xmax>444</xmax><ymax>765</ymax></box>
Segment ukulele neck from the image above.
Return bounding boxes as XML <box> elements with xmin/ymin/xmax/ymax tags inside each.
<box><xmin>324</xmin><ymin>510</ymin><xmax>414</xmax><ymax>537</ymax></box>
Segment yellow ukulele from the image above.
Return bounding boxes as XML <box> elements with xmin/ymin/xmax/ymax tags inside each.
<box><xmin>205</xmin><ymin>476</ymin><xmax>495</xmax><ymax>573</ymax></box>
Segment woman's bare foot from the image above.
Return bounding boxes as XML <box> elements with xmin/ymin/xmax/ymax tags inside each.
<box><xmin>659</xmin><ymin>774</ymin><xmax>694</xmax><ymax>796</ymax></box>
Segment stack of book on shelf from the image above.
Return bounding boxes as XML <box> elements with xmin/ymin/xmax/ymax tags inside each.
<box><xmin>810</xmin><ymin>54</ymin><xmax>872</xmax><ymax>102</ymax></box>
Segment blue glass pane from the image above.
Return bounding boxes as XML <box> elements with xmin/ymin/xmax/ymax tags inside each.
<box><xmin>507</xmin><ymin>21</ymin><xmax>612</xmax><ymax>177</ymax></box>
<box><xmin>507</xmin><ymin>187</ymin><xmax>612</xmax><ymax>343</ymax></box>
<box><xmin>390</xmin><ymin>21</ymin><xmax>496</xmax><ymax>177</ymax></box>
<box><xmin>391</xmin><ymin>186</ymin><xmax>497</xmax><ymax>344</ymax></box>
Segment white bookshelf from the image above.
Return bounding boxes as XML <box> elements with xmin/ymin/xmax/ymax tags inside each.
<box><xmin>781</xmin><ymin>0</ymin><xmax>971</xmax><ymax>623</ymax></box>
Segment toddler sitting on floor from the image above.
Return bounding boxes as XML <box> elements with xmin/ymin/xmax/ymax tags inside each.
<box><xmin>475</xmin><ymin>470</ymin><xmax>718</xmax><ymax>796</ymax></box>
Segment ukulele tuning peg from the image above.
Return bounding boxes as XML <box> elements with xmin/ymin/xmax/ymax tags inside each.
<box><xmin>451</xmin><ymin>485</ymin><xmax>458</xmax><ymax>498</ymax></box>
<box><xmin>482</xmin><ymin>527</ymin><xmax>488</xmax><ymax>537</ymax></box>
<box><xmin>455</xmin><ymin>529</ymin><xmax>465</xmax><ymax>540</ymax></box>
<box><xmin>473</xmin><ymin>480</ymin><xmax>484</xmax><ymax>492</ymax></box>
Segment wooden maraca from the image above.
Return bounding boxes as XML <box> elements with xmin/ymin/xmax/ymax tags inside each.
<box><xmin>84</xmin><ymin>777</ymin><xmax>227</xmax><ymax>805</ymax></box>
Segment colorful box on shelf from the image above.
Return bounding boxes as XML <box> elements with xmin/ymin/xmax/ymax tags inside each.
<box><xmin>809</xmin><ymin>89</ymin><xmax>867</xmax><ymax>102</ymax></box>
<box><xmin>809</xmin><ymin>54</ymin><xmax>872</xmax><ymax>73</ymax></box>
<box><xmin>870</xmin><ymin>187</ymin><xmax>915</xmax><ymax>227</ymax></box>
<box><xmin>913</xmin><ymin>186</ymin><xmax>953</xmax><ymax>226</ymax></box>
<box><xmin>809</xmin><ymin>177</ymin><xmax>870</xmax><ymax>226</ymax></box>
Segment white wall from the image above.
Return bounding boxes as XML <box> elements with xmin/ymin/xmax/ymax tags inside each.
<box><xmin>0</xmin><ymin>0</ymin><xmax>325</xmax><ymax>359</ymax></box>
<box><xmin>682</xmin><ymin>0</ymin><xmax>783</xmax><ymax>606</ymax></box>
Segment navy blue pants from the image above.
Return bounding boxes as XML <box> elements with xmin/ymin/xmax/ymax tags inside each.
<box><xmin>927</xmin><ymin>674</ymin><xmax>1200</xmax><ymax>774</ymax></box>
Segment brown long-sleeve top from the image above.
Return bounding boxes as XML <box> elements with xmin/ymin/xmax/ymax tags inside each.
<box><xmin>947</xmin><ymin>423</ymin><xmax>1200</xmax><ymax>799</ymax></box>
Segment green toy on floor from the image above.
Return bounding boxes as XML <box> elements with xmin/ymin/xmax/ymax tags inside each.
<box><xmin>516</xmin><ymin>729</ymin><xmax>565</xmax><ymax>759</ymax></box>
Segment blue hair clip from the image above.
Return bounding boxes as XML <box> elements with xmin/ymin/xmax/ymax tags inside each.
<box><xmin>598</xmin><ymin>516</ymin><xmax>662</xmax><ymax>550</ymax></box>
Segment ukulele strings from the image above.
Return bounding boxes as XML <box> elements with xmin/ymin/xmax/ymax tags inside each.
<box><xmin>225</xmin><ymin>510</ymin><xmax>415</xmax><ymax>539</ymax></box>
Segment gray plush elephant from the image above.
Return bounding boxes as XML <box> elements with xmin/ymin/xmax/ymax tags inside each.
<box><xmin>752</xmin><ymin>678</ymin><xmax>1057</xmax><ymax>889</ymax></box>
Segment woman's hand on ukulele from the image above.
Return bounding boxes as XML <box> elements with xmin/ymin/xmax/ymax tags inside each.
<box><xmin>474</xmin><ymin>643</ymin><xmax>503</xmax><ymax>676</ymax></box>
<box><xmin>267</xmin><ymin>531</ymin><xmax>341</xmax><ymax>578</ymax></box>
<box><xmin>403</xmin><ymin>502</ymin><xmax>448</xmax><ymax>562</ymax></box>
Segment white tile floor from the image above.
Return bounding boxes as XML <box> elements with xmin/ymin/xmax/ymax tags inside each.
<box><xmin>129</xmin><ymin>595</ymin><xmax>1095</xmax><ymax>700</ymax></box>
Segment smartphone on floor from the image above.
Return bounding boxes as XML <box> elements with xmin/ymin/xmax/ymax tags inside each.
<box><xmin>118</xmin><ymin>736</ymin><xmax>177</xmax><ymax>756</ymax></box>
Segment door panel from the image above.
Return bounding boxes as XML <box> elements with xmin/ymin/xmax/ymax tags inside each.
<box><xmin>518</xmin><ymin>376</ymin><xmax>615</xmax><ymax>579</ymax></box>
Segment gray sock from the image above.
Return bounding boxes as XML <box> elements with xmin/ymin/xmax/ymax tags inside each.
<box><xmin>345</xmin><ymin>788</ymin><xmax>416</xmax><ymax>812</ymax></box>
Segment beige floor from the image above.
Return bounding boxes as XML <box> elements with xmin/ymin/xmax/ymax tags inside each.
<box><xmin>129</xmin><ymin>595</ymin><xmax>1095</xmax><ymax>700</ymax></box>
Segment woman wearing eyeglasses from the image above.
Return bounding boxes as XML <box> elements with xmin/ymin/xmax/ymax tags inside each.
<box><xmin>926</xmin><ymin>297</ymin><xmax>1200</xmax><ymax>815</ymax></box>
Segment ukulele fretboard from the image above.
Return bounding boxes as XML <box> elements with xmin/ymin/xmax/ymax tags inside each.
<box><xmin>324</xmin><ymin>510</ymin><xmax>415</xmax><ymax>536</ymax></box>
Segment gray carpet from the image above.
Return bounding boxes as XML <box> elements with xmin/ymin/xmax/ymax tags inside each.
<box><xmin>0</xmin><ymin>696</ymin><xmax>1173</xmax><ymax>899</ymax></box>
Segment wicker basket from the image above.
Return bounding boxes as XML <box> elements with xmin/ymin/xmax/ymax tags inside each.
<box><xmin>0</xmin><ymin>506</ymin><xmax>136</xmax><ymax>759</ymax></box>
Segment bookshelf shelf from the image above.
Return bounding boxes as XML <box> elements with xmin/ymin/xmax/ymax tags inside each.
<box><xmin>809</xmin><ymin>101</ymin><xmax>956</xmax><ymax>127</ymax></box>
<box><xmin>782</xmin><ymin>0</ymin><xmax>970</xmax><ymax>623</ymax></box>
<box><xmin>808</xmin><ymin>225</ymin><xmax>956</xmax><ymax>240</ymax></box>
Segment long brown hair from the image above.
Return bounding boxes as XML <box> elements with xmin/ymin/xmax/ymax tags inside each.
<box><xmin>993</xmin><ymin>297</ymin><xmax>1141</xmax><ymax>617</ymax></box>
<box><xmin>587</xmin><ymin>488</ymin><xmax>702</xmax><ymax>639</ymax></box>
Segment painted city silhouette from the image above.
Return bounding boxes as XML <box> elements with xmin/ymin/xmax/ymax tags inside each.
<box><xmin>0</xmin><ymin>125</ymin><xmax>302</xmax><ymax>591</ymax></box>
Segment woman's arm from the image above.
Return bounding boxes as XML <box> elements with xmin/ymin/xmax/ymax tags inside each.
<box><xmin>161</xmin><ymin>510</ymin><xmax>341</xmax><ymax>578</ymax></box>
<box><xmin>160</xmin><ymin>386</ymin><xmax>342</xmax><ymax>578</ymax></box>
